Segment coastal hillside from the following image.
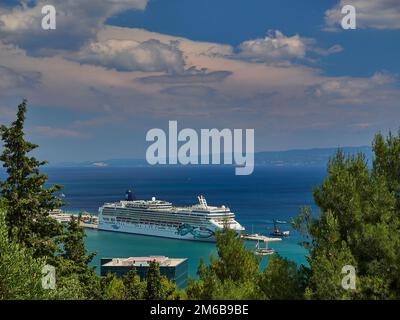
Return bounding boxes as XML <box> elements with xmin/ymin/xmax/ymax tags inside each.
<box><xmin>255</xmin><ymin>146</ymin><xmax>373</xmax><ymax>167</ymax></box>
<box><xmin>50</xmin><ymin>146</ymin><xmax>373</xmax><ymax>168</ymax></box>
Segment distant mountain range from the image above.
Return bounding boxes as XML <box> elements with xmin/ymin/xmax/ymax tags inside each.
<box><xmin>255</xmin><ymin>146</ymin><xmax>373</xmax><ymax>167</ymax></box>
<box><xmin>51</xmin><ymin>146</ymin><xmax>374</xmax><ymax>168</ymax></box>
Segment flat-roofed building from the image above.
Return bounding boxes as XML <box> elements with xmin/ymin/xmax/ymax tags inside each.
<box><xmin>100</xmin><ymin>256</ymin><xmax>188</xmax><ymax>288</ymax></box>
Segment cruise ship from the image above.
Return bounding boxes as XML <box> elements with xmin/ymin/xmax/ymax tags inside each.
<box><xmin>98</xmin><ymin>191</ymin><xmax>245</xmax><ymax>242</ymax></box>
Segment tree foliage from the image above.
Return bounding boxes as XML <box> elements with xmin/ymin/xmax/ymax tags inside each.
<box><xmin>294</xmin><ymin>132</ymin><xmax>400</xmax><ymax>299</ymax></box>
<box><xmin>2</xmin><ymin>100</ymin><xmax>399</xmax><ymax>300</ymax></box>
<box><xmin>0</xmin><ymin>101</ymin><xmax>181</xmax><ymax>301</ymax></box>
<box><xmin>0</xmin><ymin>207</ymin><xmax>48</xmax><ymax>300</ymax></box>
<box><xmin>258</xmin><ymin>254</ymin><xmax>306</xmax><ymax>300</ymax></box>
<box><xmin>0</xmin><ymin>207</ymin><xmax>89</xmax><ymax>300</ymax></box>
<box><xmin>145</xmin><ymin>260</ymin><xmax>178</xmax><ymax>300</ymax></box>
<box><xmin>123</xmin><ymin>270</ymin><xmax>146</xmax><ymax>300</ymax></box>
<box><xmin>62</xmin><ymin>214</ymin><xmax>96</xmax><ymax>273</ymax></box>
<box><xmin>0</xmin><ymin>100</ymin><xmax>63</xmax><ymax>258</ymax></box>
<box><xmin>187</xmin><ymin>228</ymin><xmax>261</xmax><ymax>299</ymax></box>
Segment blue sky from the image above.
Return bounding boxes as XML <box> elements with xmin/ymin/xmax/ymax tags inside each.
<box><xmin>0</xmin><ymin>0</ymin><xmax>399</xmax><ymax>163</ymax></box>
<box><xmin>107</xmin><ymin>0</ymin><xmax>400</xmax><ymax>77</ymax></box>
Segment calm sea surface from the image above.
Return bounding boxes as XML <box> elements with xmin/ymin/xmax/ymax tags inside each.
<box><xmin>37</xmin><ymin>166</ymin><xmax>326</xmax><ymax>277</ymax></box>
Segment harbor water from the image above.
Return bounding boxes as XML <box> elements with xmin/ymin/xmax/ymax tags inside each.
<box><xmin>43</xmin><ymin>166</ymin><xmax>325</xmax><ymax>277</ymax></box>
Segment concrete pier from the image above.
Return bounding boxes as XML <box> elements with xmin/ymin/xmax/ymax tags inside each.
<box><xmin>49</xmin><ymin>210</ymin><xmax>98</xmax><ymax>229</ymax></box>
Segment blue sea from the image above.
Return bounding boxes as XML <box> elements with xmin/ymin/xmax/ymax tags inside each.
<box><xmin>39</xmin><ymin>166</ymin><xmax>326</xmax><ymax>278</ymax></box>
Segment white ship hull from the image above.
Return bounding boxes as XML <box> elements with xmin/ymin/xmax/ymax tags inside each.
<box><xmin>98</xmin><ymin>195</ymin><xmax>245</xmax><ymax>242</ymax></box>
<box><xmin>98</xmin><ymin>221</ymin><xmax>217</xmax><ymax>242</ymax></box>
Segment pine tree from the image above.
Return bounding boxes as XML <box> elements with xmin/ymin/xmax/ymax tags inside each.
<box><xmin>258</xmin><ymin>254</ymin><xmax>306</xmax><ymax>300</ymax></box>
<box><xmin>372</xmin><ymin>131</ymin><xmax>400</xmax><ymax>210</ymax></box>
<box><xmin>294</xmin><ymin>142</ymin><xmax>400</xmax><ymax>299</ymax></box>
<box><xmin>101</xmin><ymin>273</ymin><xmax>126</xmax><ymax>300</ymax></box>
<box><xmin>0</xmin><ymin>207</ymin><xmax>49</xmax><ymax>299</ymax></box>
<box><xmin>0</xmin><ymin>100</ymin><xmax>64</xmax><ymax>257</ymax></box>
<box><xmin>187</xmin><ymin>228</ymin><xmax>260</xmax><ymax>299</ymax></box>
<box><xmin>0</xmin><ymin>100</ymin><xmax>103</xmax><ymax>300</ymax></box>
<box><xmin>213</xmin><ymin>228</ymin><xmax>260</xmax><ymax>282</ymax></box>
<box><xmin>145</xmin><ymin>260</ymin><xmax>163</xmax><ymax>300</ymax></box>
<box><xmin>57</xmin><ymin>213</ymin><xmax>101</xmax><ymax>299</ymax></box>
<box><xmin>62</xmin><ymin>214</ymin><xmax>96</xmax><ymax>272</ymax></box>
<box><xmin>123</xmin><ymin>269</ymin><xmax>145</xmax><ymax>300</ymax></box>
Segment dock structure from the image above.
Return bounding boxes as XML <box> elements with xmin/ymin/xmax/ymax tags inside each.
<box><xmin>100</xmin><ymin>256</ymin><xmax>188</xmax><ymax>288</ymax></box>
<box><xmin>79</xmin><ymin>222</ymin><xmax>98</xmax><ymax>229</ymax></box>
<box><xmin>49</xmin><ymin>209</ymin><xmax>98</xmax><ymax>229</ymax></box>
<box><xmin>240</xmin><ymin>233</ymin><xmax>282</xmax><ymax>242</ymax></box>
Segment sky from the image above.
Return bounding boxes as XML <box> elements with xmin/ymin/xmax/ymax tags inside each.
<box><xmin>0</xmin><ymin>0</ymin><xmax>399</xmax><ymax>163</ymax></box>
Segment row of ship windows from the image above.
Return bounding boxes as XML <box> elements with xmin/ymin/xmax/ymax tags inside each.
<box><xmin>103</xmin><ymin>215</ymin><xmax>234</xmax><ymax>223</ymax></box>
<box><xmin>103</xmin><ymin>214</ymin><xmax>209</xmax><ymax>222</ymax></box>
<box><xmin>103</xmin><ymin>208</ymin><xmax>232</xmax><ymax>216</ymax></box>
<box><xmin>102</xmin><ymin>220</ymin><xmax>235</xmax><ymax>230</ymax></box>
<box><xmin>104</xmin><ymin>219</ymin><xmax>205</xmax><ymax>228</ymax></box>
<box><xmin>102</xmin><ymin>212</ymin><xmax>233</xmax><ymax>222</ymax></box>
<box><xmin>102</xmin><ymin>216</ymin><xmax>210</xmax><ymax>226</ymax></box>
<box><xmin>119</xmin><ymin>218</ymin><xmax>182</xmax><ymax>226</ymax></box>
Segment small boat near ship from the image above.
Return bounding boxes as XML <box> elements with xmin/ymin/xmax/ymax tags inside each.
<box><xmin>269</xmin><ymin>219</ymin><xmax>290</xmax><ymax>237</ymax></box>
<box><xmin>241</xmin><ymin>233</ymin><xmax>282</xmax><ymax>242</ymax></box>
<box><xmin>255</xmin><ymin>239</ymin><xmax>275</xmax><ymax>255</ymax></box>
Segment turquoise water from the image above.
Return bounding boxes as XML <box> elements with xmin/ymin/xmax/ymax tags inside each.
<box><xmin>83</xmin><ymin>229</ymin><xmax>309</xmax><ymax>277</ymax></box>
<box><xmin>42</xmin><ymin>166</ymin><xmax>326</xmax><ymax>277</ymax></box>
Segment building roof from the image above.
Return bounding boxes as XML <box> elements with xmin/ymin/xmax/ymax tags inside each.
<box><xmin>102</xmin><ymin>256</ymin><xmax>187</xmax><ymax>268</ymax></box>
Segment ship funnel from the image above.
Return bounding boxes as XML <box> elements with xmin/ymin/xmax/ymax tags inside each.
<box><xmin>126</xmin><ymin>190</ymin><xmax>136</xmax><ymax>201</ymax></box>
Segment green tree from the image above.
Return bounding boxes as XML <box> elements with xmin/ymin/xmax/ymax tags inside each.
<box><xmin>123</xmin><ymin>269</ymin><xmax>145</xmax><ymax>300</ymax></box>
<box><xmin>57</xmin><ymin>214</ymin><xmax>101</xmax><ymax>299</ymax></box>
<box><xmin>0</xmin><ymin>207</ymin><xmax>49</xmax><ymax>300</ymax></box>
<box><xmin>294</xmin><ymin>138</ymin><xmax>400</xmax><ymax>299</ymax></box>
<box><xmin>62</xmin><ymin>214</ymin><xmax>96</xmax><ymax>272</ymax></box>
<box><xmin>187</xmin><ymin>228</ymin><xmax>260</xmax><ymax>299</ymax></box>
<box><xmin>0</xmin><ymin>205</ymin><xmax>88</xmax><ymax>300</ymax></box>
<box><xmin>160</xmin><ymin>277</ymin><xmax>181</xmax><ymax>300</ymax></box>
<box><xmin>373</xmin><ymin>131</ymin><xmax>400</xmax><ymax>210</ymax></box>
<box><xmin>212</xmin><ymin>228</ymin><xmax>260</xmax><ymax>282</ymax></box>
<box><xmin>145</xmin><ymin>260</ymin><xmax>163</xmax><ymax>300</ymax></box>
<box><xmin>258</xmin><ymin>254</ymin><xmax>306</xmax><ymax>300</ymax></box>
<box><xmin>0</xmin><ymin>100</ymin><xmax>64</xmax><ymax>258</ymax></box>
<box><xmin>101</xmin><ymin>273</ymin><xmax>126</xmax><ymax>300</ymax></box>
<box><xmin>0</xmin><ymin>101</ymin><xmax>101</xmax><ymax>300</ymax></box>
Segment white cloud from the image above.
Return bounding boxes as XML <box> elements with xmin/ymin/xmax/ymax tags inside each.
<box><xmin>1</xmin><ymin>26</ymin><xmax>396</xmax><ymax>118</ymax></box>
<box><xmin>325</xmin><ymin>0</ymin><xmax>400</xmax><ymax>30</ymax></box>
<box><xmin>138</xmin><ymin>70</ymin><xmax>232</xmax><ymax>84</ymax></box>
<box><xmin>75</xmin><ymin>39</ymin><xmax>186</xmax><ymax>73</ymax></box>
<box><xmin>0</xmin><ymin>26</ymin><xmax>399</xmax><ymax>153</ymax></box>
<box><xmin>0</xmin><ymin>0</ymin><xmax>148</xmax><ymax>53</ymax></box>
<box><xmin>237</xmin><ymin>30</ymin><xmax>311</xmax><ymax>62</ymax></box>
<box><xmin>0</xmin><ymin>65</ymin><xmax>41</xmax><ymax>91</ymax></box>
<box><xmin>312</xmin><ymin>44</ymin><xmax>344</xmax><ymax>56</ymax></box>
<box><xmin>32</xmin><ymin>126</ymin><xmax>89</xmax><ymax>139</ymax></box>
<box><xmin>310</xmin><ymin>73</ymin><xmax>398</xmax><ymax>105</ymax></box>
<box><xmin>70</xmin><ymin>26</ymin><xmax>235</xmax><ymax>80</ymax></box>
<box><xmin>0</xmin><ymin>2</ymin><xmax>39</xmax><ymax>32</ymax></box>
<box><xmin>237</xmin><ymin>30</ymin><xmax>341</xmax><ymax>63</ymax></box>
